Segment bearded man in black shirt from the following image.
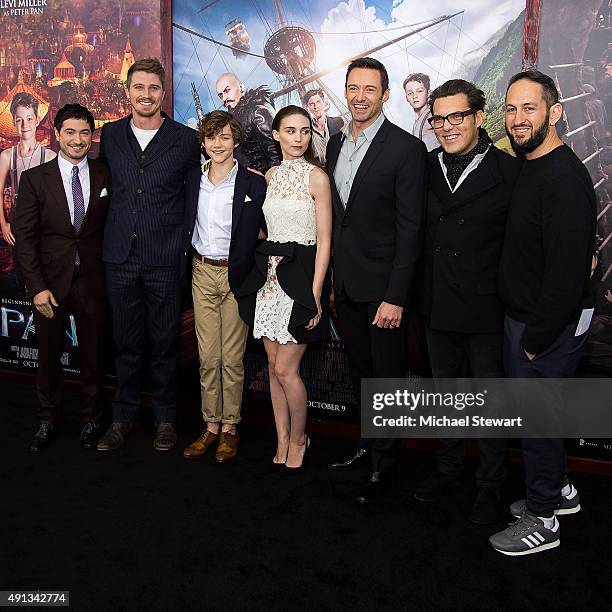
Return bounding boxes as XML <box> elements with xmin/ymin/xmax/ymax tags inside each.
<box><xmin>489</xmin><ymin>70</ymin><xmax>597</xmax><ymax>557</ymax></box>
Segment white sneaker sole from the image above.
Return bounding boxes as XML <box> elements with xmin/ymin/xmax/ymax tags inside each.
<box><xmin>511</xmin><ymin>503</ymin><xmax>581</xmax><ymax>519</ymax></box>
<box><xmin>492</xmin><ymin>539</ymin><xmax>560</xmax><ymax>556</ymax></box>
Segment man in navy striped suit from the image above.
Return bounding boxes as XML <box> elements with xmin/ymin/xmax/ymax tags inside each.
<box><xmin>97</xmin><ymin>58</ymin><xmax>201</xmax><ymax>452</ymax></box>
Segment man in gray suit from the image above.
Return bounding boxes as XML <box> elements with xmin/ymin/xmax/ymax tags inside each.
<box><xmin>97</xmin><ymin>58</ymin><xmax>201</xmax><ymax>452</ymax></box>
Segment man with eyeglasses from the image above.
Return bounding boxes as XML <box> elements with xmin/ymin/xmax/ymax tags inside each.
<box><xmin>414</xmin><ymin>79</ymin><xmax>521</xmax><ymax>524</ymax></box>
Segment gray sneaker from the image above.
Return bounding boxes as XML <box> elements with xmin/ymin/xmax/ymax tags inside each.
<box><xmin>489</xmin><ymin>513</ymin><xmax>560</xmax><ymax>556</ymax></box>
<box><xmin>509</xmin><ymin>483</ymin><xmax>581</xmax><ymax>518</ymax></box>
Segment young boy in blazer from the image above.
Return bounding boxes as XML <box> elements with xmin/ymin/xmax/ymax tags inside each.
<box><xmin>183</xmin><ymin>110</ymin><xmax>266</xmax><ymax>462</ymax></box>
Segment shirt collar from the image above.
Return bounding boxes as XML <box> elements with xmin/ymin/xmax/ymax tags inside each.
<box><xmin>202</xmin><ymin>159</ymin><xmax>238</xmax><ymax>186</ymax></box>
<box><xmin>344</xmin><ymin>111</ymin><xmax>385</xmax><ymax>143</ymax></box>
<box><xmin>57</xmin><ymin>153</ymin><xmax>88</xmax><ymax>176</ymax></box>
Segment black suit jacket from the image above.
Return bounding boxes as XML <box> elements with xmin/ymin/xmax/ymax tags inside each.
<box><xmin>420</xmin><ymin>145</ymin><xmax>521</xmax><ymax>333</ymax></box>
<box><xmin>185</xmin><ymin>162</ymin><xmax>266</xmax><ymax>293</ymax></box>
<box><xmin>326</xmin><ymin>118</ymin><xmax>427</xmax><ymax>306</ymax></box>
<box><xmin>14</xmin><ymin>157</ymin><xmax>111</xmax><ymax>301</ymax></box>
<box><xmin>327</xmin><ymin>115</ymin><xmax>344</xmax><ymax>138</ymax></box>
<box><xmin>99</xmin><ymin>112</ymin><xmax>201</xmax><ymax>269</ymax></box>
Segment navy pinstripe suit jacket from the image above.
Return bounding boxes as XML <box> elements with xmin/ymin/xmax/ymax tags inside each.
<box><xmin>99</xmin><ymin>112</ymin><xmax>201</xmax><ymax>269</ymax></box>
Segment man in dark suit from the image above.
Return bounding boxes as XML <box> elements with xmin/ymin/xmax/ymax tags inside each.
<box><xmin>182</xmin><ymin>110</ymin><xmax>266</xmax><ymax>462</ymax></box>
<box><xmin>326</xmin><ymin>57</ymin><xmax>427</xmax><ymax>503</ymax></box>
<box><xmin>413</xmin><ymin>79</ymin><xmax>521</xmax><ymax>524</ymax></box>
<box><xmin>14</xmin><ymin>104</ymin><xmax>111</xmax><ymax>451</ymax></box>
<box><xmin>96</xmin><ymin>58</ymin><xmax>201</xmax><ymax>452</ymax></box>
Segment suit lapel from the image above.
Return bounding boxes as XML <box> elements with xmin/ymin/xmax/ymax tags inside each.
<box><xmin>79</xmin><ymin>159</ymin><xmax>103</xmax><ymax>233</ymax></box>
<box><xmin>444</xmin><ymin>147</ymin><xmax>503</xmax><ymax>212</ymax></box>
<box><xmin>138</xmin><ymin>114</ymin><xmax>177</xmax><ymax>168</ymax></box>
<box><xmin>326</xmin><ymin>133</ymin><xmax>342</xmax><ymax>177</ymax></box>
<box><xmin>429</xmin><ymin>154</ymin><xmax>454</xmax><ymax>206</ymax></box>
<box><xmin>344</xmin><ymin>118</ymin><xmax>389</xmax><ymax>216</ymax></box>
<box><xmin>46</xmin><ymin>158</ymin><xmax>73</xmax><ymax>232</ymax></box>
<box><xmin>108</xmin><ymin>117</ymin><xmax>137</xmax><ymax>165</ymax></box>
<box><xmin>231</xmin><ymin>164</ymin><xmax>249</xmax><ymax>235</ymax></box>
<box><xmin>326</xmin><ymin>133</ymin><xmax>344</xmax><ymax>220</ymax></box>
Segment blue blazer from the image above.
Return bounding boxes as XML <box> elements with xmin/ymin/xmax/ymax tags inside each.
<box><xmin>185</xmin><ymin>162</ymin><xmax>266</xmax><ymax>294</ymax></box>
<box><xmin>99</xmin><ymin>112</ymin><xmax>201</xmax><ymax>269</ymax></box>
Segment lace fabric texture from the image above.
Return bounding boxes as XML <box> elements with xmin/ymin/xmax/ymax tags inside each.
<box><xmin>262</xmin><ymin>159</ymin><xmax>317</xmax><ymax>246</ymax></box>
<box><xmin>253</xmin><ymin>159</ymin><xmax>317</xmax><ymax>344</ymax></box>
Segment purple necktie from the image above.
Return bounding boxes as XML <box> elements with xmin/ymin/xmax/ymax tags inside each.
<box><xmin>72</xmin><ymin>165</ymin><xmax>85</xmax><ymax>265</ymax></box>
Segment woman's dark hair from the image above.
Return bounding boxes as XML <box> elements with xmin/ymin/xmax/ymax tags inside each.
<box><xmin>272</xmin><ymin>105</ymin><xmax>319</xmax><ymax>166</ymax></box>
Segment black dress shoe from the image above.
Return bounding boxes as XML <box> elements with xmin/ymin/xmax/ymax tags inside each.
<box><xmin>329</xmin><ymin>447</ymin><xmax>370</xmax><ymax>470</ymax></box>
<box><xmin>469</xmin><ymin>486</ymin><xmax>502</xmax><ymax>525</ymax></box>
<box><xmin>80</xmin><ymin>421</ymin><xmax>101</xmax><ymax>449</ymax></box>
<box><xmin>414</xmin><ymin>470</ymin><xmax>460</xmax><ymax>502</ymax></box>
<box><xmin>154</xmin><ymin>422</ymin><xmax>177</xmax><ymax>452</ymax></box>
<box><xmin>29</xmin><ymin>420</ymin><xmax>55</xmax><ymax>452</ymax></box>
<box><xmin>355</xmin><ymin>471</ymin><xmax>392</xmax><ymax>503</ymax></box>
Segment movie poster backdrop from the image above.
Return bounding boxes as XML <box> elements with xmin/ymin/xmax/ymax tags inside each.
<box><xmin>0</xmin><ymin>1</ymin><xmax>610</xmax><ymax>458</ymax></box>
<box><xmin>173</xmin><ymin>0</ymin><xmax>612</xmax><ymax>461</ymax></box>
<box><xmin>537</xmin><ymin>0</ymin><xmax>612</xmax><ymax>459</ymax></box>
<box><xmin>172</xmin><ymin>0</ymin><xmax>528</xmax><ymax>422</ymax></box>
<box><xmin>0</xmin><ymin>0</ymin><xmax>161</xmax><ymax>375</ymax></box>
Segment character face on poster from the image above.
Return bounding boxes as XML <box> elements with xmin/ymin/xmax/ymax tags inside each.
<box><xmin>214</xmin><ymin>72</ymin><xmax>279</xmax><ymax>173</ymax></box>
<box><xmin>403</xmin><ymin>72</ymin><xmax>439</xmax><ymax>151</ymax></box>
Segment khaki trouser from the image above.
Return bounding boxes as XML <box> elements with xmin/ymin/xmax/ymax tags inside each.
<box><xmin>192</xmin><ymin>258</ymin><xmax>248</xmax><ymax>424</ymax></box>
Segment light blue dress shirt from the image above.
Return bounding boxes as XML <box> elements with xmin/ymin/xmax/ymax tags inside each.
<box><xmin>333</xmin><ymin>111</ymin><xmax>385</xmax><ymax>207</ymax></box>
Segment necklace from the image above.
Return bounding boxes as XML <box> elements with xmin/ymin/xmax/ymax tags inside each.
<box><xmin>18</xmin><ymin>142</ymin><xmax>39</xmax><ymax>172</ymax></box>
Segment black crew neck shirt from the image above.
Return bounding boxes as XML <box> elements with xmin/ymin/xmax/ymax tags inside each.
<box><xmin>500</xmin><ymin>144</ymin><xmax>596</xmax><ymax>354</ymax></box>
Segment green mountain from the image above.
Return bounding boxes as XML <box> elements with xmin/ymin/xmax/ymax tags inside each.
<box><xmin>474</xmin><ymin>11</ymin><xmax>524</xmax><ymax>142</ymax></box>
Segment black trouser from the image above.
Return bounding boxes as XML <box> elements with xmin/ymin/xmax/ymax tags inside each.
<box><xmin>34</xmin><ymin>271</ymin><xmax>104</xmax><ymax>424</ymax></box>
<box><xmin>106</xmin><ymin>247</ymin><xmax>181</xmax><ymax>424</ymax></box>
<box><xmin>504</xmin><ymin>315</ymin><xmax>587</xmax><ymax>516</ymax></box>
<box><xmin>425</xmin><ymin>326</ymin><xmax>507</xmax><ymax>489</ymax></box>
<box><xmin>335</xmin><ymin>289</ymin><xmax>405</xmax><ymax>473</ymax></box>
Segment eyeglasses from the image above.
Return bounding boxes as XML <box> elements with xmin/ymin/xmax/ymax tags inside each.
<box><xmin>428</xmin><ymin>108</ymin><xmax>478</xmax><ymax>129</ymax></box>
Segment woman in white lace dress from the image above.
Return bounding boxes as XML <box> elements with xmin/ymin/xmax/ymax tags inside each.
<box><xmin>236</xmin><ymin>105</ymin><xmax>332</xmax><ymax>471</ymax></box>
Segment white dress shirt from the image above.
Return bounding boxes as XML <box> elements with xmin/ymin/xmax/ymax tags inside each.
<box><xmin>57</xmin><ymin>153</ymin><xmax>90</xmax><ymax>224</ymax></box>
<box><xmin>192</xmin><ymin>161</ymin><xmax>238</xmax><ymax>259</ymax></box>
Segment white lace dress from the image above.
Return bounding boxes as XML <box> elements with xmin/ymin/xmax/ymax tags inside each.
<box><xmin>253</xmin><ymin>158</ymin><xmax>317</xmax><ymax>344</ymax></box>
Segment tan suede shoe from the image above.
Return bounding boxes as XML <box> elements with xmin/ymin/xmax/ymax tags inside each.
<box><xmin>183</xmin><ymin>428</ymin><xmax>219</xmax><ymax>459</ymax></box>
<box><xmin>215</xmin><ymin>431</ymin><xmax>239</xmax><ymax>463</ymax></box>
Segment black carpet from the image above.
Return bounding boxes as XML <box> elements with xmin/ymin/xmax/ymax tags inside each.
<box><xmin>2</xmin><ymin>379</ymin><xmax>612</xmax><ymax>611</ymax></box>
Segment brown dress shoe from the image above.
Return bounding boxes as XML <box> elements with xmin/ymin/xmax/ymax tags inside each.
<box><xmin>215</xmin><ymin>431</ymin><xmax>239</xmax><ymax>463</ymax></box>
<box><xmin>183</xmin><ymin>428</ymin><xmax>219</xmax><ymax>458</ymax></box>
<box><xmin>97</xmin><ymin>422</ymin><xmax>133</xmax><ymax>451</ymax></box>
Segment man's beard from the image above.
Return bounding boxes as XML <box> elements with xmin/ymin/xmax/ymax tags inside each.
<box><xmin>506</xmin><ymin>110</ymin><xmax>550</xmax><ymax>157</ymax></box>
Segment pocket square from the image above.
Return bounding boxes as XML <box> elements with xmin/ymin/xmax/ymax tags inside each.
<box><xmin>245</xmin><ymin>195</ymin><xmax>252</xmax><ymax>202</ymax></box>
<box><xmin>100</xmin><ymin>187</ymin><xmax>109</xmax><ymax>197</ymax></box>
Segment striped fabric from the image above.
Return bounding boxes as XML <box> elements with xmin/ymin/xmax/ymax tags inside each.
<box><xmin>99</xmin><ymin>114</ymin><xmax>201</xmax><ymax>268</ymax></box>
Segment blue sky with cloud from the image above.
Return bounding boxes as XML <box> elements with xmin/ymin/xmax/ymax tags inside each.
<box><xmin>173</xmin><ymin>0</ymin><xmax>525</xmax><ymax>130</ymax></box>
